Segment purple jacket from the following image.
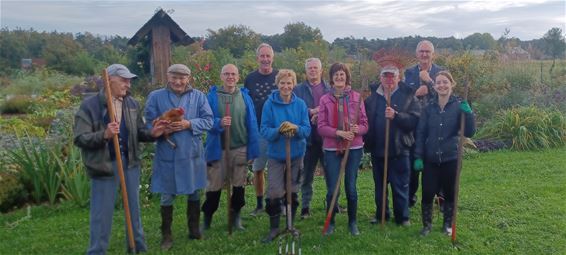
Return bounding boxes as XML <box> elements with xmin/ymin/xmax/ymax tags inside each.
<box><xmin>317</xmin><ymin>87</ymin><xmax>368</xmax><ymax>150</ymax></box>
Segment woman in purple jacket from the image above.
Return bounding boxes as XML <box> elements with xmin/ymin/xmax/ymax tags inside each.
<box><xmin>318</xmin><ymin>63</ymin><xmax>368</xmax><ymax>236</ymax></box>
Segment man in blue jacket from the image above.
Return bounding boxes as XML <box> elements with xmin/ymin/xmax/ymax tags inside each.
<box><xmin>144</xmin><ymin>64</ymin><xmax>213</xmax><ymax>250</ymax></box>
<box><xmin>293</xmin><ymin>57</ymin><xmax>331</xmax><ymax>219</ymax></box>
<box><xmin>203</xmin><ymin>64</ymin><xmax>260</xmax><ymax>231</ymax></box>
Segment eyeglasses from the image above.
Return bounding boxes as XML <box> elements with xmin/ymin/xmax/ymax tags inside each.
<box><xmin>222</xmin><ymin>72</ymin><xmax>238</xmax><ymax>77</ymax></box>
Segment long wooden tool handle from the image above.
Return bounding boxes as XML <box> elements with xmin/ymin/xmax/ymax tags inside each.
<box><xmin>452</xmin><ymin>80</ymin><xmax>470</xmax><ymax>244</ymax></box>
<box><xmin>381</xmin><ymin>89</ymin><xmax>391</xmax><ymax>227</ymax></box>
<box><xmin>224</xmin><ymin>102</ymin><xmax>232</xmax><ymax>235</ymax></box>
<box><xmin>102</xmin><ymin>69</ymin><xmax>136</xmax><ymax>250</ymax></box>
<box><xmin>285</xmin><ymin>138</ymin><xmax>293</xmax><ymax>231</ymax></box>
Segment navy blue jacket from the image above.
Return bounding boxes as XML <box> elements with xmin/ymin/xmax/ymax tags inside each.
<box><xmin>404</xmin><ymin>63</ymin><xmax>443</xmax><ymax>103</ymax></box>
<box><xmin>293</xmin><ymin>80</ymin><xmax>331</xmax><ymax>145</ymax></box>
<box><xmin>414</xmin><ymin>96</ymin><xmax>476</xmax><ymax>164</ymax></box>
<box><xmin>364</xmin><ymin>82</ymin><xmax>420</xmax><ymax>158</ymax></box>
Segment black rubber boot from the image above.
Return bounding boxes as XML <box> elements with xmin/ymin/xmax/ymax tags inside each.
<box><xmin>187</xmin><ymin>200</ymin><xmax>202</xmax><ymax>240</ymax></box>
<box><xmin>420</xmin><ymin>203</ymin><xmax>433</xmax><ymax>236</ymax></box>
<box><xmin>201</xmin><ymin>191</ymin><xmax>221</xmax><ymax>230</ymax></box>
<box><xmin>262</xmin><ymin>215</ymin><xmax>280</xmax><ymax>243</ymax></box>
<box><xmin>231</xmin><ymin>187</ymin><xmax>246</xmax><ymax>231</ymax></box>
<box><xmin>442</xmin><ymin>202</ymin><xmax>454</xmax><ymax>236</ymax></box>
<box><xmin>160</xmin><ymin>205</ymin><xmax>173</xmax><ymax>250</ymax></box>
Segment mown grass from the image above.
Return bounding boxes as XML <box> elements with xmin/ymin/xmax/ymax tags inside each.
<box><xmin>1</xmin><ymin>148</ymin><xmax>565</xmax><ymax>254</ymax></box>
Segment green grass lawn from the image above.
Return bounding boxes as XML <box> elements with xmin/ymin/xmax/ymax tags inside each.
<box><xmin>1</xmin><ymin>148</ymin><xmax>565</xmax><ymax>254</ymax></box>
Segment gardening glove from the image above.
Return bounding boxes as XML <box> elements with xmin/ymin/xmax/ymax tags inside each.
<box><xmin>413</xmin><ymin>158</ymin><xmax>424</xmax><ymax>172</ymax></box>
<box><xmin>460</xmin><ymin>101</ymin><xmax>472</xmax><ymax>114</ymax></box>
<box><xmin>278</xmin><ymin>121</ymin><xmax>298</xmax><ymax>138</ymax></box>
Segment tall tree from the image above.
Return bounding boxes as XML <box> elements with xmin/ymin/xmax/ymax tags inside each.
<box><xmin>543</xmin><ymin>27</ymin><xmax>566</xmax><ymax>73</ymax></box>
<box><xmin>204</xmin><ymin>25</ymin><xmax>260</xmax><ymax>58</ymax></box>
<box><xmin>279</xmin><ymin>22</ymin><xmax>324</xmax><ymax>50</ymax></box>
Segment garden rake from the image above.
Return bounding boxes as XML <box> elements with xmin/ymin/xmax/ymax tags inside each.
<box><xmin>278</xmin><ymin>138</ymin><xmax>301</xmax><ymax>255</ymax></box>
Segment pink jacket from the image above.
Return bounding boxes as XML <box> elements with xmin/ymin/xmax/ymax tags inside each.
<box><xmin>317</xmin><ymin>87</ymin><xmax>368</xmax><ymax>150</ymax></box>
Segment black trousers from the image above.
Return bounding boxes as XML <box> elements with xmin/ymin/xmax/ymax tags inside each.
<box><xmin>421</xmin><ymin>160</ymin><xmax>457</xmax><ymax>205</ymax></box>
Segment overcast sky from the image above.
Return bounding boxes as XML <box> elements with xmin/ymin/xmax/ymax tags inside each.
<box><xmin>1</xmin><ymin>0</ymin><xmax>565</xmax><ymax>41</ymax></box>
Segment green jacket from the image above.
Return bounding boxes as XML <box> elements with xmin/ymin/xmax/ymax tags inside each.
<box><xmin>73</xmin><ymin>90</ymin><xmax>153</xmax><ymax>178</ymax></box>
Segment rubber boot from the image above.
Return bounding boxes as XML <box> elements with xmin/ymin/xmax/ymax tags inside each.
<box><xmin>160</xmin><ymin>206</ymin><xmax>173</xmax><ymax>250</ymax></box>
<box><xmin>231</xmin><ymin>210</ymin><xmax>245</xmax><ymax>231</ymax></box>
<box><xmin>187</xmin><ymin>200</ymin><xmax>202</xmax><ymax>240</ymax></box>
<box><xmin>261</xmin><ymin>215</ymin><xmax>280</xmax><ymax>243</ymax></box>
<box><xmin>348</xmin><ymin>199</ymin><xmax>360</xmax><ymax>236</ymax></box>
<box><xmin>201</xmin><ymin>191</ymin><xmax>221</xmax><ymax>231</ymax></box>
<box><xmin>231</xmin><ymin>187</ymin><xmax>246</xmax><ymax>231</ymax></box>
<box><xmin>420</xmin><ymin>203</ymin><xmax>433</xmax><ymax>236</ymax></box>
<box><xmin>442</xmin><ymin>202</ymin><xmax>454</xmax><ymax>236</ymax></box>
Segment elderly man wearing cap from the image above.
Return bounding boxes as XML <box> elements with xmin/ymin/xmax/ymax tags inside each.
<box><xmin>74</xmin><ymin>64</ymin><xmax>167</xmax><ymax>254</ymax></box>
<box><xmin>144</xmin><ymin>64</ymin><xmax>213</xmax><ymax>250</ymax></box>
<box><xmin>364</xmin><ymin>65</ymin><xmax>420</xmax><ymax>226</ymax></box>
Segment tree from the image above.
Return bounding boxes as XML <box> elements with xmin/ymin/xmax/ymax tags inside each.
<box><xmin>543</xmin><ymin>27</ymin><xmax>566</xmax><ymax>73</ymax></box>
<box><xmin>279</xmin><ymin>22</ymin><xmax>324</xmax><ymax>50</ymax></box>
<box><xmin>204</xmin><ymin>25</ymin><xmax>260</xmax><ymax>58</ymax></box>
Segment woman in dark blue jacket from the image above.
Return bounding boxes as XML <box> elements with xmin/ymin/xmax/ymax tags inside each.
<box><xmin>413</xmin><ymin>71</ymin><xmax>475</xmax><ymax>236</ymax></box>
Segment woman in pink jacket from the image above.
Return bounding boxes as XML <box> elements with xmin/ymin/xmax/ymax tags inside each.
<box><xmin>318</xmin><ymin>62</ymin><xmax>368</xmax><ymax>236</ymax></box>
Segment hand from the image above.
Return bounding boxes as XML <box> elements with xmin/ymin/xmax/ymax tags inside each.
<box><xmin>350</xmin><ymin>124</ymin><xmax>359</xmax><ymax>134</ymax></box>
<box><xmin>419</xmin><ymin>70</ymin><xmax>432</xmax><ymax>84</ymax></box>
<box><xmin>413</xmin><ymin>158</ymin><xmax>424</xmax><ymax>172</ymax></box>
<box><xmin>415</xmin><ymin>85</ymin><xmax>429</xmax><ymax>97</ymax></box>
<box><xmin>151</xmin><ymin>119</ymin><xmax>169</xmax><ymax>137</ymax></box>
<box><xmin>385</xmin><ymin>106</ymin><xmax>396</xmax><ymax>120</ymax></box>
<box><xmin>169</xmin><ymin>120</ymin><xmax>191</xmax><ymax>133</ymax></box>
<box><xmin>309</xmin><ymin>107</ymin><xmax>319</xmax><ymax>116</ymax></box>
<box><xmin>460</xmin><ymin>101</ymin><xmax>472</xmax><ymax>114</ymax></box>
<box><xmin>279</xmin><ymin>121</ymin><xmax>298</xmax><ymax>138</ymax></box>
<box><xmin>336</xmin><ymin>130</ymin><xmax>354</xmax><ymax>141</ymax></box>
<box><xmin>310</xmin><ymin>114</ymin><xmax>318</xmax><ymax>124</ymax></box>
<box><xmin>222</xmin><ymin>116</ymin><xmax>232</xmax><ymax>127</ymax></box>
<box><xmin>104</xmin><ymin>121</ymin><xmax>120</xmax><ymax>139</ymax></box>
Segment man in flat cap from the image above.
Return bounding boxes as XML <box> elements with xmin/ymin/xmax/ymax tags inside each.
<box><xmin>364</xmin><ymin>65</ymin><xmax>420</xmax><ymax>227</ymax></box>
<box><xmin>144</xmin><ymin>64</ymin><xmax>213</xmax><ymax>250</ymax></box>
<box><xmin>74</xmin><ymin>63</ymin><xmax>167</xmax><ymax>254</ymax></box>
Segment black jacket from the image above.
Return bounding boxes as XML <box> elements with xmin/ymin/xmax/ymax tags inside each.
<box><xmin>364</xmin><ymin>82</ymin><xmax>420</xmax><ymax>158</ymax></box>
<box><xmin>414</xmin><ymin>96</ymin><xmax>475</xmax><ymax>164</ymax></box>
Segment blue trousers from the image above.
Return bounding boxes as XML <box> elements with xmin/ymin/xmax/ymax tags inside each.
<box><xmin>87</xmin><ymin>160</ymin><xmax>147</xmax><ymax>255</ymax></box>
<box><xmin>371</xmin><ymin>155</ymin><xmax>410</xmax><ymax>224</ymax></box>
<box><xmin>323</xmin><ymin>149</ymin><xmax>363</xmax><ymax>211</ymax></box>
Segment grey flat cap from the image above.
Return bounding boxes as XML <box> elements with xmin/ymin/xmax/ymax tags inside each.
<box><xmin>107</xmin><ymin>64</ymin><xmax>137</xmax><ymax>79</ymax></box>
<box><xmin>167</xmin><ymin>64</ymin><xmax>191</xmax><ymax>75</ymax></box>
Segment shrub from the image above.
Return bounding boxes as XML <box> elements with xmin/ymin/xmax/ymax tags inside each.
<box><xmin>0</xmin><ymin>95</ymin><xmax>34</xmax><ymax>114</ymax></box>
<box><xmin>0</xmin><ymin>171</ymin><xmax>27</xmax><ymax>212</ymax></box>
<box><xmin>477</xmin><ymin>106</ymin><xmax>566</xmax><ymax>150</ymax></box>
<box><xmin>57</xmin><ymin>144</ymin><xmax>90</xmax><ymax>207</ymax></box>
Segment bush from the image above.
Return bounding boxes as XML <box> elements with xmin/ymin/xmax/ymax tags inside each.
<box><xmin>0</xmin><ymin>171</ymin><xmax>27</xmax><ymax>212</ymax></box>
<box><xmin>0</xmin><ymin>95</ymin><xmax>34</xmax><ymax>114</ymax></box>
<box><xmin>477</xmin><ymin>106</ymin><xmax>566</xmax><ymax>150</ymax></box>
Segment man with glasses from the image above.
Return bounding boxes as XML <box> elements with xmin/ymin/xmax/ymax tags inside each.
<box><xmin>202</xmin><ymin>64</ymin><xmax>260</xmax><ymax>231</ymax></box>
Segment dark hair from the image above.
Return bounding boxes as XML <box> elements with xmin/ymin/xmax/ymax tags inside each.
<box><xmin>328</xmin><ymin>62</ymin><xmax>351</xmax><ymax>86</ymax></box>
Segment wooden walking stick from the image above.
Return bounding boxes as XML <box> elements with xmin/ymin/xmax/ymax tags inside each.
<box><xmin>452</xmin><ymin>80</ymin><xmax>470</xmax><ymax>244</ymax></box>
<box><xmin>380</xmin><ymin>85</ymin><xmax>392</xmax><ymax>227</ymax></box>
<box><xmin>221</xmin><ymin>94</ymin><xmax>234</xmax><ymax>235</ymax></box>
<box><xmin>322</xmin><ymin>85</ymin><xmax>364</xmax><ymax>235</ymax></box>
<box><xmin>102</xmin><ymin>69</ymin><xmax>136</xmax><ymax>251</ymax></box>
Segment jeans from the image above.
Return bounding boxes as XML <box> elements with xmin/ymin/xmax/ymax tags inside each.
<box><xmin>371</xmin><ymin>155</ymin><xmax>410</xmax><ymax>224</ymax></box>
<box><xmin>300</xmin><ymin>141</ymin><xmax>325</xmax><ymax>209</ymax></box>
<box><xmin>323</xmin><ymin>149</ymin><xmax>363</xmax><ymax>211</ymax></box>
<box><xmin>87</xmin><ymin>159</ymin><xmax>147</xmax><ymax>255</ymax></box>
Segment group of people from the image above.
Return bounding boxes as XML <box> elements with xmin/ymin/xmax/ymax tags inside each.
<box><xmin>73</xmin><ymin>40</ymin><xmax>475</xmax><ymax>254</ymax></box>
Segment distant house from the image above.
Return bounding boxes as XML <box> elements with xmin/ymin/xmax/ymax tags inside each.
<box><xmin>507</xmin><ymin>46</ymin><xmax>531</xmax><ymax>60</ymax></box>
<box><xmin>21</xmin><ymin>58</ymin><xmax>46</xmax><ymax>70</ymax></box>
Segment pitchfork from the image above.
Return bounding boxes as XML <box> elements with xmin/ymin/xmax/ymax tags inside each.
<box><xmin>277</xmin><ymin>138</ymin><xmax>301</xmax><ymax>255</ymax></box>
